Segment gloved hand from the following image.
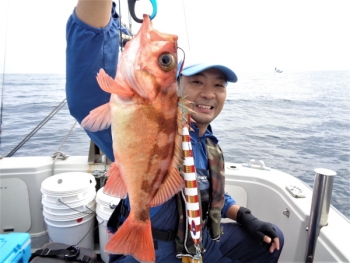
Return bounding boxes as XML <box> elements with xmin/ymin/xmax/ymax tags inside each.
<box><xmin>236</xmin><ymin>207</ymin><xmax>277</xmax><ymax>245</ymax></box>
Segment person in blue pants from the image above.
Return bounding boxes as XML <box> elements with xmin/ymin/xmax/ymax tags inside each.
<box><xmin>66</xmin><ymin>1</ymin><xmax>284</xmax><ymax>262</ymax></box>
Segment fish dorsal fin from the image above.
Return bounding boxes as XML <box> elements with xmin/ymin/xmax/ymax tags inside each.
<box><xmin>150</xmin><ymin>165</ymin><xmax>184</xmax><ymax>207</ymax></box>
<box><xmin>81</xmin><ymin>102</ymin><xmax>111</xmax><ymax>132</ymax></box>
<box><xmin>103</xmin><ymin>162</ymin><xmax>128</xmax><ymax>198</ymax></box>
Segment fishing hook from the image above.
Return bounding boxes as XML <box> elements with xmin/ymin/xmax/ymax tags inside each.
<box><xmin>128</xmin><ymin>0</ymin><xmax>157</xmax><ymax>23</ymax></box>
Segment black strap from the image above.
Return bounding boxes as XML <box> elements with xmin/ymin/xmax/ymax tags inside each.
<box><xmin>107</xmin><ymin>199</ymin><xmax>129</xmax><ymax>233</ymax></box>
<box><xmin>152</xmin><ymin>228</ymin><xmax>176</xmax><ymax>241</ymax></box>
<box><xmin>29</xmin><ymin>245</ymin><xmax>96</xmax><ymax>263</ymax></box>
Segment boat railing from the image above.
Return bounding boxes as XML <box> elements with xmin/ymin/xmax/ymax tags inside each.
<box><xmin>305</xmin><ymin>168</ymin><xmax>336</xmax><ymax>263</ymax></box>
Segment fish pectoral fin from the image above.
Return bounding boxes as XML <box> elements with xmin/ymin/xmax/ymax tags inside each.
<box><xmin>96</xmin><ymin>69</ymin><xmax>134</xmax><ymax>98</ymax></box>
<box><xmin>81</xmin><ymin>103</ymin><xmax>111</xmax><ymax>132</ymax></box>
<box><xmin>150</xmin><ymin>166</ymin><xmax>184</xmax><ymax>207</ymax></box>
<box><xmin>105</xmin><ymin>216</ymin><xmax>155</xmax><ymax>263</ymax></box>
<box><xmin>103</xmin><ymin>162</ymin><xmax>128</xmax><ymax>198</ymax></box>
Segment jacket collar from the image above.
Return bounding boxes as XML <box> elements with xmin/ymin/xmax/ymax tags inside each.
<box><xmin>190</xmin><ymin>122</ymin><xmax>218</xmax><ymax>144</ymax></box>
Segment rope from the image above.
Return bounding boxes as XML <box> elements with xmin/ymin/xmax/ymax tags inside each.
<box><xmin>6</xmin><ymin>98</ymin><xmax>67</xmax><ymax>157</ymax></box>
<box><xmin>58</xmin><ymin>120</ymin><xmax>77</xmax><ymax>153</ymax></box>
<box><xmin>51</xmin><ymin>120</ymin><xmax>77</xmax><ymax>175</ymax></box>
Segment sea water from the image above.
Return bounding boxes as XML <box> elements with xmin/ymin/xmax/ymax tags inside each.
<box><xmin>0</xmin><ymin>71</ymin><xmax>349</xmax><ymax>219</ymax></box>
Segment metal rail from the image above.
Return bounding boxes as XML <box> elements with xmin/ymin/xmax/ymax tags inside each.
<box><xmin>305</xmin><ymin>168</ymin><xmax>336</xmax><ymax>263</ymax></box>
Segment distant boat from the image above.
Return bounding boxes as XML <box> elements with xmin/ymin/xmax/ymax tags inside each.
<box><xmin>275</xmin><ymin>67</ymin><xmax>283</xmax><ymax>73</ymax></box>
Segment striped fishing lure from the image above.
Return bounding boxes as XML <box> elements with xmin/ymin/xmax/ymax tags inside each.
<box><xmin>182</xmin><ymin>125</ymin><xmax>201</xmax><ymax>246</ymax></box>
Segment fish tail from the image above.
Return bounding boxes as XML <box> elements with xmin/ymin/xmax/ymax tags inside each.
<box><xmin>105</xmin><ymin>216</ymin><xmax>155</xmax><ymax>263</ymax></box>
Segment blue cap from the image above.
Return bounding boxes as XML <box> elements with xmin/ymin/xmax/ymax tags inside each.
<box><xmin>177</xmin><ymin>60</ymin><xmax>238</xmax><ymax>83</ymax></box>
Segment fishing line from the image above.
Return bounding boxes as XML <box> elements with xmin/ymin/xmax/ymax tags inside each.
<box><xmin>128</xmin><ymin>2</ymin><xmax>133</xmax><ymax>34</ymax></box>
<box><xmin>177</xmin><ymin>47</ymin><xmax>187</xmax><ymax>116</ymax></box>
<box><xmin>181</xmin><ymin>0</ymin><xmax>191</xmax><ymax>51</ymax></box>
<box><xmin>0</xmin><ymin>0</ymin><xmax>10</xmax><ymax>142</ymax></box>
<box><xmin>118</xmin><ymin>0</ymin><xmax>123</xmax><ymax>52</ymax></box>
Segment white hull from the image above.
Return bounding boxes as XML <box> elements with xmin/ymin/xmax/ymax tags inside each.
<box><xmin>1</xmin><ymin>156</ymin><xmax>349</xmax><ymax>262</ymax></box>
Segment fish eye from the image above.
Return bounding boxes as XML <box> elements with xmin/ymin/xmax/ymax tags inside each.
<box><xmin>158</xmin><ymin>53</ymin><xmax>176</xmax><ymax>72</ymax></box>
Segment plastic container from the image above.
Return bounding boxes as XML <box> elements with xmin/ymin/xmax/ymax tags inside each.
<box><xmin>41</xmin><ymin>172</ymin><xmax>96</xmax><ymax>195</ymax></box>
<box><xmin>43</xmin><ymin>203</ymin><xmax>96</xmax><ymax>220</ymax></box>
<box><xmin>96</xmin><ymin>187</ymin><xmax>120</xmax><ymax>215</ymax></box>
<box><xmin>40</xmin><ymin>173</ymin><xmax>97</xmax><ymax>251</ymax></box>
<box><xmin>42</xmin><ymin>186</ymin><xmax>96</xmax><ymax>204</ymax></box>
<box><xmin>43</xmin><ymin>196</ymin><xmax>96</xmax><ymax>217</ymax></box>
<box><xmin>0</xmin><ymin>232</ymin><xmax>31</xmax><ymax>263</ymax></box>
<box><xmin>95</xmin><ymin>187</ymin><xmax>120</xmax><ymax>262</ymax></box>
<box><xmin>96</xmin><ymin>214</ymin><xmax>112</xmax><ymax>263</ymax></box>
<box><xmin>44</xmin><ymin>213</ymin><xmax>95</xmax><ymax>250</ymax></box>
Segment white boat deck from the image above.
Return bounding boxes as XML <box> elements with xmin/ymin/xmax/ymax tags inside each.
<box><xmin>1</xmin><ymin>156</ymin><xmax>349</xmax><ymax>262</ymax></box>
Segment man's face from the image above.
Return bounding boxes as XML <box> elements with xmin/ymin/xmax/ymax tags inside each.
<box><xmin>181</xmin><ymin>68</ymin><xmax>227</xmax><ymax>134</ymax></box>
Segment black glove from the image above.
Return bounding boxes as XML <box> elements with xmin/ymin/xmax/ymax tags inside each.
<box><xmin>236</xmin><ymin>207</ymin><xmax>277</xmax><ymax>245</ymax></box>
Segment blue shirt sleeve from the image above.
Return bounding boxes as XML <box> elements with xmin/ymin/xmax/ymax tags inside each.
<box><xmin>65</xmin><ymin>5</ymin><xmax>121</xmax><ymax>161</ymax></box>
<box><xmin>222</xmin><ymin>193</ymin><xmax>236</xmax><ymax>218</ymax></box>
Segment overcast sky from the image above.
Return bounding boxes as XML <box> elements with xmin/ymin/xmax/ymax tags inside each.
<box><xmin>0</xmin><ymin>0</ymin><xmax>349</xmax><ymax>74</ymax></box>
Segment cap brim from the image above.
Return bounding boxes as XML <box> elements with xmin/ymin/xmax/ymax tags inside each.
<box><xmin>179</xmin><ymin>63</ymin><xmax>238</xmax><ymax>83</ymax></box>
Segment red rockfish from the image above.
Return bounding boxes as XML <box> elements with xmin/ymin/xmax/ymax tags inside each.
<box><xmin>82</xmin><ymin>15</ymin><xmax>186</xmax><ymax>263</ymax></box>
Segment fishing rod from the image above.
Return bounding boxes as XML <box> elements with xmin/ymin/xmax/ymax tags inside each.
<box><xmin>6</xmin><ymin>99</ymin><xmax>67</xmax><ymax>157</ymax></box>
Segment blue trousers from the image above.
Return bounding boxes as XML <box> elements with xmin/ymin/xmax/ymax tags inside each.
<box><xmin>109</xmin><ymin>222</ymin><xmax>284</xmax><ymax>263</ymax></box>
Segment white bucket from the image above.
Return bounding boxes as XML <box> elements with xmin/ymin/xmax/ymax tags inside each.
<box><xmin>42</xmin><ymin>185</ymin><xmax>96</xmax><ymax>204</ymax></box>
<box><xmin>43</xmin><ymin>192</ymin><xmax>96</xmax><ymax>216</ymax></box>
<box><xmin>41</xmin><ymin>172</ymin><xmax>96</xmax><ymax>205</ymax></box>
<box><xmin>96</xmin><ymin>213</ymin><xmax>112</xmax><ymax>263</ymax></box>
<box><xmin>43</xmin><ymin>203</ymin><xmax>96</xmax><ymax>220</ymax></box>
<box><xmin>41</xmin><ymin>172</ymin><xmax>97</xmax><ymax>251</ymax></box>
<box><xmin>95</xmin><ymin>187</ymin><xmax>121</xmax><ymax>262</ymax></box>
<box><xmin>41</xmin><ymin>172</ymin><xmax>96</xmax><ymax>195</ymax></box>
<box><xmin>96</xmin><ymin>187</ymin><xmax>120</xmax><ymax>212</ymax></box>
<box><xmin>96</xmin><ymin>203</ymin><xmax>113</xmax><ymax>219</ymax></box>
<box><xmin>45</xmin><ymin>213</ymin><xmax>95</xmax><ymax>250</ymax></box>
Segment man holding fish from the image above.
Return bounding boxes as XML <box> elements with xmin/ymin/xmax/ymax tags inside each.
<box><xmin>66</xmin><ymin>0</ymin><xmax>284</xmax><ymax>262</ymax></box>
